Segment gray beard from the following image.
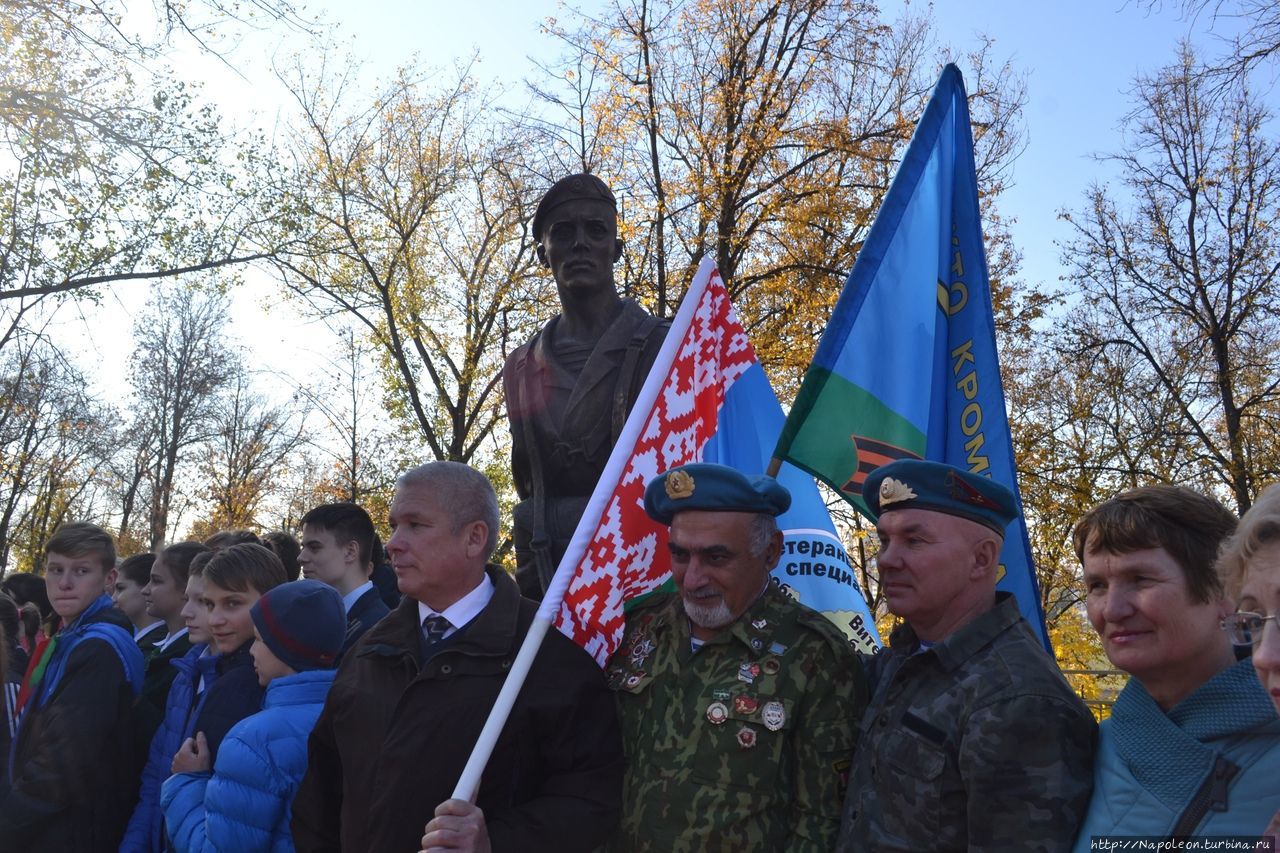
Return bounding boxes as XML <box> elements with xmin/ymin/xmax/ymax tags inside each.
<box><xmin>682</xmin><ymin>594</ymin><xmax>735</xmax><ymax>630</ymax></box>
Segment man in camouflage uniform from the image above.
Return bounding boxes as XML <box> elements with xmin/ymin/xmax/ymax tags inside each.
<box><xmin>838</xmin><ymin>459</ymin><xmax>1095</xmax><ymax>852</ymax></box>
<box><xmin>609</xmin><ymin>462</ymin><xmax>865</xmax><ymax>852</ymax></box>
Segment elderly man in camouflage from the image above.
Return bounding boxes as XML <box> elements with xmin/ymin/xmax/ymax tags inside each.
<box><xmin>837</xmin><ymin>459</ymin><xmax>1096</xmax><ymax>851</ymax></box>
<box><xmin>607</xmin><ymin>462</ymin><xmax>865</xmax><ymax>851</ymax></box>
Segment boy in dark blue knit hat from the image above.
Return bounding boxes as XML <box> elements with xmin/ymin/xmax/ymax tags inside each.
<box><xmin>161</xmin><ymin>579</ymin><xmax>344</xmax><ymax>851</ymax></box>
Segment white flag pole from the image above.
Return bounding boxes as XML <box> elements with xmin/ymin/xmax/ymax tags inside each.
<box><xmin>449</xmin><ymin>256</ymin><xmax>718</xmax><ymax>802</ymax></box>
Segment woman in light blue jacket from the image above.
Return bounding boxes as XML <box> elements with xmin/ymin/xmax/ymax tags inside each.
<box><xmin>161</xmin><ymin>580</ymin><xmax>344</xmax><ymax>852</ymax></box>
<box><xmin>1071</xmin><ymin>486</ymin><xmax>1280</xmax><ymax>848</ymax></box>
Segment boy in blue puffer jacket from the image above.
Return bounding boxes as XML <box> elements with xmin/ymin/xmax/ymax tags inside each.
<box><xmin>160</xmin><ymin>579</ymin><xmax>344</xmax><ymax>852</ymax></box>
<box><xmin>123</xmin><ymin>551</ymin><xmax>220</xmax><ymax>852</ymax></box>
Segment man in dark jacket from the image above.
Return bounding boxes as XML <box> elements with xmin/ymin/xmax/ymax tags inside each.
<box><xmin>293</xmin><ymin>461</ymin><xmax>624</xmax><ymax>853</ymax></box>
<box><xmin>0</xmin><ymin>522</ymin><xmax>145</xmax><ymax>852</ymax></box>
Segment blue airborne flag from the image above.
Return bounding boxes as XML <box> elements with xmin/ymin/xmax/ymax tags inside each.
<box><xmin>772</xmin><ymin>64</ymin><xmax>1049</xmax><ymax>649</ymax></box>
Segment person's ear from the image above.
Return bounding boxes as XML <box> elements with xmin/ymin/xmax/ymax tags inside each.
<box><xmin>464</xmin><ymin>521</ymin><xmax>489</xmax><ymax>560</ymax></box>
<box><xmin>536</xmin><ymin>242</ymin><xmax>549</xmax><ymax>268</ymax></box>
<box><xmin>764</xmin><ymin>530</ymin><xmax>784</xmax><ymax>570</ymax></box>
<box><xmin>970</xmin><ymin>536</ymin><xmax>1001</xmax><ymax>582</ymax></box>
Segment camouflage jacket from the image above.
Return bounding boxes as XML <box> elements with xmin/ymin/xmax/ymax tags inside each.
<box><xmin>837</xmin><ymin>593</ymin><xmax>1096</xmax><ymax>852</ymax></box>
<box><xmin>607</xmin><ymin>584</ymin><xmax>865</xmax><ymax>852</ymax></box>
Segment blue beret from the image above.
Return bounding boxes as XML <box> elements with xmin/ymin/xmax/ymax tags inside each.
<box><xmin>532</xmin><ymin>173</ymin><xmax>616</xmax><ymax>241</ymax></box>
<box><xmin>864</xmin><ymin>459</ymin><xmax>1018</xmax><ymax>535</ymax></box>
<box><xmin>644</xmin><ymin>463</ymin><xmax>791</xmax><ymax>526</ymax></box>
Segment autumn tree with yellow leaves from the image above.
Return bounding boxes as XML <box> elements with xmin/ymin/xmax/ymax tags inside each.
<box><xmin>195</xmin><ymin>372</ymin><xmax>307</xmax><ymax>533</ymax></box>
<box><xmin>542</xmin><ymin>0</ymin><xmax>1094</xmax><ymax>634</ymax></box>
<box><xmin>270</xmin><ymin>61</ymin><xmax>550</xmax><ymax>466</ymax></box>
<box><xmin>541</xmin><ymin>1</ymin><xmax>1029</xmax><ymax>395</ymax></box>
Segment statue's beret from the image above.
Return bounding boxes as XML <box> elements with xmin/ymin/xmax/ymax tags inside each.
<box><xmin>532</xmin><ymin>173</ymin><xmax>616</xmax><ymax>241</ymax></box>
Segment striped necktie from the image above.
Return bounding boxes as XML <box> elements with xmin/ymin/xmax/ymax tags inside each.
<box><xmin>422</xmin><ymin>615</ymin><xmax>451</xmax><ymax>645</ymax></box>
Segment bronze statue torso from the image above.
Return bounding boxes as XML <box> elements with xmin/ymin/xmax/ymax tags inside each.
<box><xmin>503</xmin><ymin>299</ymin><xmax>667</xmax><ymax>596</ymax></box>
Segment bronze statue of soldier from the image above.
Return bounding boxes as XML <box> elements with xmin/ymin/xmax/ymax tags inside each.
<box><xmin>503</xmin><ymin>174</ymin><xmax>668</xmax><ymax>599</ymax></box>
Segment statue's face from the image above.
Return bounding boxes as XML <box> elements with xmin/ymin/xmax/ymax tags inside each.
<box><xmin>537</xmin><ymin>198</ymin><xmax>623</xmax><ymax>295</ymax></box>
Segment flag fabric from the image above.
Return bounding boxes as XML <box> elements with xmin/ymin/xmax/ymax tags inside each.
<box><xmin>703</xmin><ymin>362</ymin><xmax>880</xmax><ymax>652</ymax></box>
<box><xmin>549</xmin><ymin>256</ymin><xmax>879</xmax><ymax>666</ymax></box>
<box><xmin>771</xmin><ymin>63</ymin><xmax>1050</xmax><ymax>649</ymax></box>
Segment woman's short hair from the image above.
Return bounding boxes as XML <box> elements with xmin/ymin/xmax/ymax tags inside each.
<box><xmin>1072</xmin><ymin>484</ymin><xmax>1237</xmax><ymax>604</ymax></box>
<box><xmin>1216</xmin><ymin>483</ymin><xmax>1280</xmax><ymax>599</ymax></box>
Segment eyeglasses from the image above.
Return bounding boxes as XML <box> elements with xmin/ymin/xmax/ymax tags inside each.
<box><xmin>1221</xmin><ymin>612</ymin><xmax>1280</xmax><ymax>647</ymax></box>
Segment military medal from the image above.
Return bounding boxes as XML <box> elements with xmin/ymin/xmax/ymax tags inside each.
<box><xmin>750</xmin><ymin>637</ymin><xmax>764</xmax><ymax>652</ymax></box>
<box><xmin>630</xmin><ymin>637</ymin><xmax>655</xmax><ymax>666</ymax></box>
<box><xmin>762</xmin><ymin>700</ymin><xmax>786</xmax><ymax>732</ymax></box>
<box><xmin>733</xmin><ymin>694</ymin><xmax>758</xmax><ymax>715</ymax></box>
<box><xmin>762</xmin><ymin>658</ymin><xmax>781</xmax><ymax>675</ymax></box>
<box><xmin>624</xmin><ymin>671</ymin><xmax>645</xmax><ymax>689</ymax></box>
<box><xmin>737</xmin><ymin>661</ymin><xmax>760</xmax><ymax>683</ymax></box>
<box><xmin>769</xmin><ymin>642</ymin><xmax>787</xmax><ymax>655</ymax></box>
<box><xmin>751</xmin><ymin>618</ymin><xmax>768</xmax><ymax>630</ymax></box>
<box><xmin>712</xmin><ymin>688</ymin><xmax>731</xmax><ymax>702</ymax></box>
<box><xmin>706</xmin><ymin>701</ymin><xmax>729</xmax><ymax>725</ymax></box>
<box><xmin>736</xmin><ymin>725</ymin><xmax>757</xmax><ymax>749</ymax></box>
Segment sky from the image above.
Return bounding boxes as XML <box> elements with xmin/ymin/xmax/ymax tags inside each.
<box><xmin>64</xmin><ymin>0</ymin><xmax>1263</xmax><ymax>404</ymax></box>
<box><xmin>923</xmin><ymin>0</ymin><xmax>1255</xmax><ymax>293</ymax></box>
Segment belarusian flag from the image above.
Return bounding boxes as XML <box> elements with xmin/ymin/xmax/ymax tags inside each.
<box><xmin>547</xmin><ymin>257</ymin><xmax>879</xmax><ymax>665</ymax></box>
